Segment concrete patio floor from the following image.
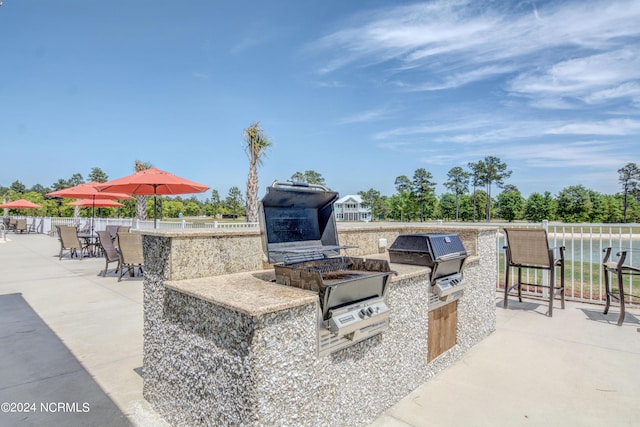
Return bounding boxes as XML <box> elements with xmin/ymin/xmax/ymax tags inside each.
<box><xmin>1</xmin><ymin>232</ymin><xmax>638</xmax><ymax>426</ymax></box>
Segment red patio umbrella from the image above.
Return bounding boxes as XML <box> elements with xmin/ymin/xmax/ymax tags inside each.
<box><xmin>47</xmin><ymin>182</ymin><xmax>133</xmax><ymax>232</ymax></box>
<box><xmin>1</xmin><ymin>199</ymin><xmax>42</xmax><ymax>221</ymax></box>
<box><xmin>0</xmin><ymin>199</ymin><xmax>42</xmax><ymax>209</ymax></box>
<box><xmin>69</xmin><ymin>199</ymin><xmax>124</xmax><ymax>208</ymax></box>
<box><xmin>47</xmin><ymin>182</ymin><xmax>133</xmax><ymax>201</ymax></box>
<box><xmin>95</xmin><ymin>167</ymin><xmax>209</xmax><ymax>227</ymax></box>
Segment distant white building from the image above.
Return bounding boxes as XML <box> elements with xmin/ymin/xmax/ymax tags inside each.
<box><xmin>334</xmin><ymin>195</ymin><xmax>371</xmax><ymax>222</ymax></box>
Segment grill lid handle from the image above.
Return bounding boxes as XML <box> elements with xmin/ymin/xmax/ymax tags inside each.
<box><xmin>436</xmin><ymin>251</ymin><xmax>469</xmax><ymax>262</ymax></box>
<box><xmin>271</xmin><ymin>180</ymin><xmax>332</xmax><ymax>192</ymax></box>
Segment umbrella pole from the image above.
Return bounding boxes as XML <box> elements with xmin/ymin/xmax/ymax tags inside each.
<box><xmin>91</xmin><ymin>197</ymin><xmax>95</xmax><ymax>234</ymax></box>
<box><xmin>153</xmin><ymin>184</ymin><xmax>159</xmax><ymax>229</ymax></box>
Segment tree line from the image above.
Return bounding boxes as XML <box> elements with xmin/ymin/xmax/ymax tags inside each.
<box><xmin>0</xmin><ymin>171</ymin><xmax>244</xmax><ymax>220</ymax></box>
<box><xmin>2</xmin><ymin>121</ymin><xmax>639</xmax><ymax>224</ymax></box>
<box><xmin>0</xmin><ymin>167</ymin><xmax>329</xmax><ymax>221</ymax></box>
<box><xmin>357</xmin><ymin>160</ymin><xmax>640</xmax><ymax>223</ymax></box>
<box><xmin>2</xmin><ymin>160</ymin><xmax>639</xmax><ymax>224</ymax></box>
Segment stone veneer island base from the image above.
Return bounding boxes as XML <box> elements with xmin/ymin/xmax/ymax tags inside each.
<box><xmin>141</xmin><ymin>225</ymin><xmax>497</xmax><ymax>426</ymax></box>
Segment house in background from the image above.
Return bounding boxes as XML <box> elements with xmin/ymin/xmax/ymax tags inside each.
<box><xmin>334</xmin><ymin>195</ymin><xmax>371</xmax><ymax>222</ymax></box>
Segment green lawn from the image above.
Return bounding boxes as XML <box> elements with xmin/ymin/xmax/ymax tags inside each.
<box><xmin>498</xmin><ymin>254</ymin><xmax>639</xmax><ymax>302</ymax></box>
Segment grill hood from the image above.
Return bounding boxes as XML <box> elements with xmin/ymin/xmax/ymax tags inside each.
<box><xmin>388</xmin><ymin>233</ymin><xmax>468</xmax><ymax>284</ymax></box>
<box><xmin>259</xmin><ymin>181</ymin><xmax>343</xmax><ymax>264</ymax></box>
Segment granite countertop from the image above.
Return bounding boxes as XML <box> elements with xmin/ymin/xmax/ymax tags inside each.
<box><xmin>165</xmin><ymin>254</ymin><xmax>445</xmax><ymax>317</ymax></box>
<box><xmin>165</xmin><ymin>254</ymin><xmax>481</xmax><ymax>317</ymax></box>
<box><xmin>138</xmin><ymin>228</ymin><xmax>260</xmax><ymax>238</ymax></box>
<box><xmin>165</xmin><ymin>269</ymin><xmax>318</xmax><ymax>316</ymax></box>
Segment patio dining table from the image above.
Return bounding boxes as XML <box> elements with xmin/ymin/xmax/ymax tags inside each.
<box><xmin>78</xmin><ymin>232</ymin><xmax>101</xmax><ymax>257</ymax></box>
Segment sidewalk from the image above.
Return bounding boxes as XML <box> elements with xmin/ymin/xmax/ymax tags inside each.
<box><xmin>369</xmin><ymin>290</ymin><xmax>640</xmax><ymax>426</ymax></box>
<box><xmin>0</xmin><ymin>233</ymin><xmax>165</xmax><ymax>427</ymax></box>
<box><xmin>1</xmin><ymin>233</ymin><xmax>639</xmax><ymax>426</ymax></box>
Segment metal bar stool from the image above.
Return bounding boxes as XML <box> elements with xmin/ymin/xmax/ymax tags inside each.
<box><xmin>602</xmin><ymin>248</ymin><xmax>640</xmax><ymax>326</ymax></box>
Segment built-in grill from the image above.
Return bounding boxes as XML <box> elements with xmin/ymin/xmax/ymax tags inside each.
<box><xmin>388</xmin><ymin>233</ymin><xmax>468</xmax><ymax>309</ymax></box>
<box><xmin>260</xmin><ymin>181</ymin><xmax>394</xmax><ymax>356</ymax></box>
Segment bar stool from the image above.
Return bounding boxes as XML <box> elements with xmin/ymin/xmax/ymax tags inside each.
<box><xmin>602</xmin><ymin>248</ymin><xmax>640</xmax><ymax>326</ymax></box>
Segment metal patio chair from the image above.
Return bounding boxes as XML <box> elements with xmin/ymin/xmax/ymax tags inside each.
<box><xmin>503</xmin><ymin>228</ymin><xmax>566</xmax><ymax>317</ymax></box>
<box><xmin>106</xmin><ymin>225</ymin><xmax>120</xmax><ymax>241</ymax></box>
<box><xmin>56</xmin><ymin>225</ymin><xmax>90</xmax><ymax>260</ymax></box>
<box><xmin>96</xmin><ymin>230</ymin><xmax>121</xmax><ymax>277</ymax></box>
<box><xmin>116</xmin><ymin>232</ymin><xmax>144</xmax><ymax>281</ymax></box>
<box><xmin>15</xmin><ymin>219</ymin><xmax>27</xmax><ymax>233</ymax></box>
<box><xmin>117</xmin><ymin>225</ymin><xmax>131</xmax><ymax>234</ymax></box>
<box><xmin>77</xmin><ymin>221</ymin><xmax>90</xmax><ymax>234</ymax></box>
<box><xmin>602</xmin><ymin>248</ymin><xmax>640</xmax><ymax>326</ymax></box>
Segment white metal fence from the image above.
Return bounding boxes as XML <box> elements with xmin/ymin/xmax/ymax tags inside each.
<box><xmin>8</xmin><ymin>216</ymin><xmax>259</xmax><ymax>237</ymax></box>
<box><xmin>496</xmin><ymin>221</ymin><xmax>639</xmax><ymax>306</ymax></box>
<box><xmin>135</xmin><ymin>220</ymin><xmax>259</xmax><ymax>231</ymax></box>
<box><xmin>6</xmin><ymin>215</ymin><xmax>638</xmax><ymax>306</ymax></box>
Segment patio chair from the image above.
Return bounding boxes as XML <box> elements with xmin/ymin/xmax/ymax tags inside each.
<box><xmin>96</xmin><ymin>231</ymin><xmax>121</xmax><ymax>277</ymax></box>
<box><xmin>8</xmin><ymin>218</ymin><xmax>17</xmax><ymax>231</ymax></box>
<box><xmin>116</xmin><ymin>232</ymin><xmax>144</xmax><ymax>282</ymax></box>
<box><xmin>15</xmin><ymin>219</ymin><xmax>27</xmax><ymax>233</ymax></box>
<box><xmin>106</xmin><ymin>225</ymin><xmax>120</xmax><ymax>241</ymax></box>
<box><xmin>57</xmin><ymin>225</ymin><xmax>90</xmax><ymax>260</ymax></box>
<box><xmin>602</xmin><ymin>248</ymin><xmax>640</xmax><ymax>326</ymax></box>
<box><xmin>78</xmin><ymin>221</ymin><xmax>90</xmax><ymax>234</ymax></box>
<box><xmin>503</xmin><ymin>228</ymin><xmax>566</xmax><ymax>317</ymax></box>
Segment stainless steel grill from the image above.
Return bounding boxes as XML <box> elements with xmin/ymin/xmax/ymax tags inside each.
<box><xmin>388</xmin><ymin>233</ymin><xmax>468</xmax><ymax>309</ymax></box>
<box><xmin>260</xmin><ymin>181</ymin><xmax>394</xmax><ymax>356</ymax></box>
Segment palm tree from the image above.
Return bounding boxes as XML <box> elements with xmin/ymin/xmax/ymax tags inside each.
<box><xmin>134</xmin><ymin>160</ymin><xmax>152</xmax><ymax>220</ymax></box>
<box><xmin>243</xmin><ymin>122</ymin><xmax>272</xmax><ymax>223</ymax></box>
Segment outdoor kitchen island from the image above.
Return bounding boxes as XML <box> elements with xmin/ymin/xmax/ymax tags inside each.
<box><xmin>140</xmin><ymin>224</ymin><xmax>497</xmax><ymax>426</ymax></box>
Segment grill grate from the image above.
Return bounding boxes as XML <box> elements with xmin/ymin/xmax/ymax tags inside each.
<box><xmin>289</xmin><ymin>258</ymin><xmax>351</xmax><ymax>274</ymax></box>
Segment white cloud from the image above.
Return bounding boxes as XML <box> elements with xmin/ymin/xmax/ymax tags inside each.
<box><xmin>545</xmin><ymin>119</ymin><xmax>640</xmax><ymax>135</ymax></box>
<box><xmin>310</xmin><ymin>0</ymin><xmax>640</xmax><ymax>103</ymax></box>
<box><xmin>484</xmin><ymin>140</ymin><xmax>626</xmax><ymax>170</ymax></box>
<box><xmin>315</xmin><ymin>80</ymin><xmax>348</xmax><ymax>88</ymax></box>
<box><xmin>373</xmin><ymin>118</ymin><xmax>495</xmax><ymax>140</ymax></box>
<box><xmin>509</xmin><ymin>48</ymin><xmax>640</xmax><ymax>100</ymax></box>
<box><xmin>374</xmin><ymin>115</ymin><xmax>637</xmax><ymax>170</ymax></box>
<box><xmin>584</xmin><ymin>82</ymin><xmax>640</xmax><ymax>104</ymax></box>
<box><xmin>409</xmin><ymin>64</ymin><xmax>518</xmax><ymax>91</ymax></box>
<box><xmin>339</xmin><ymin>107</ymin><xmax>394</xmax><ymax>124</ymax></box>
<box><xmin>307</xmin><ymin>0</ymin><xmax>640</xmax><ymax>193</ymax></box>
<box><xmin>376</xmin><ymin>141</ymin><xmax>416</xmax><ymax>152</ymax></box>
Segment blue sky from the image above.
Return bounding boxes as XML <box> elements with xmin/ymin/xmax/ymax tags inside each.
<box><xmin>1</xmin><ymin>0</ymin><xmax>639</xmax><ymax>201</ymax></box>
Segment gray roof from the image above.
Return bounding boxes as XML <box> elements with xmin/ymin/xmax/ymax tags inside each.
<box><xmin>336</xmin><ymin>195</ymin><xmax>363</xmax><ymax>204</ymax></box>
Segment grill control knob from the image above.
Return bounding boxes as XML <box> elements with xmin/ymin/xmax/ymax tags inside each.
<box><xmin>366</xmin><ymin>307</ymin><xmax>375</xmax><ymax>316</ymax></box>
<box><xmin>359</xmin><ymin>309</ymin><xmax>367</xmax><ymax>319</ymax></box>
